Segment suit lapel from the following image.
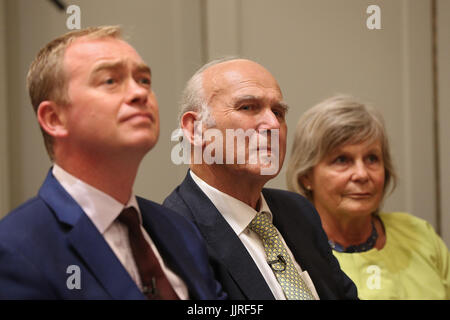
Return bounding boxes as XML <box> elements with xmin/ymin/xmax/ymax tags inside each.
<box><xmin>177</xmin><ymin>173</ymin><xmax>274</xmax><ymax>299</ymax></box>
<box><xmin>263</xmin><ymin>189</ymin><xmax>327</xmax><ymax>292</ymax></box>
<box><xmin>136</xmin><ymin>198</ymin><xmax>199</xmax><ymax>297</ymax></box>
<box><xmin>38</xmin><ymin>170</ymin><xmax>145</xmax><ymax>300</ymax></box>
<box><xmin>264</xmin><ymin>189</ymin><xmax>315</xmax><ymax>270</ymax></box>
<box><xmin>67</xmin><ymin>215</ymin><xmax>145</xmax><ymax>299</ymax></box>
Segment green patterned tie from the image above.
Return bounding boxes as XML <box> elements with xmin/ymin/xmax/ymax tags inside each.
<box><xmin>249</xmin><ymin>211</ymin><xmax>315</xmax><ymax>300</ymax></box>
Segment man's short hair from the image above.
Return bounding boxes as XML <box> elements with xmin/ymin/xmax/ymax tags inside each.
<box><xmin>27</xmin><ymin>25</ymin><xmax>122</xmax><ymax>159</ymax></box>
<box><xmin>178</xmin><ymin>56</ymin><xmax>240</xmax><ymax>128</ymax></box>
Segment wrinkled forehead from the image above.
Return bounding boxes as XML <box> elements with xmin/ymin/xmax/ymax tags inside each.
<box><xmin>202</xmin><ymin>60</ymin><xmax>281</xmax><ymax>102</ymax></box>
<box><xmin>64</xmin><ymin>37</ymin><xmax>145</xmax><ymax>72</ymax></box>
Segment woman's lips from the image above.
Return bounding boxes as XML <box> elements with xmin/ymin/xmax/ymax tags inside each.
<box><xmin>345</xmin><ymin>193</ymin><xmax>372</xmax><ymax>199</ymax></box>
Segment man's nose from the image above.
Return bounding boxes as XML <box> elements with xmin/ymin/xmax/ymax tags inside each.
<box><xmin>258</xmin><ymin>107</ymin><xmax>281</xmax><ymax>130</ymax></box>
<box><xmin>126</xmin><ymin>78</ymin><xmax>149</xmax><ymax>106</ymax></box>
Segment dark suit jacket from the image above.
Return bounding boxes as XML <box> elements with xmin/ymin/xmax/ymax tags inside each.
<box><xmin>0</xmin><ymin>170</ymin><xmax>225</xmax><ymax>300</ymax></box>
<box><xmin>163</xmin><ymin>171</ymin><xmax>358</xmax><ymax>300</ymax></box>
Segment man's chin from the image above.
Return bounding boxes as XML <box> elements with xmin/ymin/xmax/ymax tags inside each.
<box><xmin>231</xmin><ymin>162</ymin><xmax>281</xmax><ymax>178</ymax></box>
<box><xmin>123</xmin><ymin>134</ymin><xmax>159</xmax><ymax>154</ymax></box>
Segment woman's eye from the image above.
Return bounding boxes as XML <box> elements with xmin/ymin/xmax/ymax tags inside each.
<box><xmin>334</xmin><ymin>155</ymin><xmax>348</xmax><ymax>164</ymax></box>
<box><xmin>367</xmin><ymin>154</ymin><xmax>379</xmax><ymax>163</ymax></box>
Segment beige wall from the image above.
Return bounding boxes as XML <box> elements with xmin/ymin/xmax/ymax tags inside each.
<box><xmin>5</xmin><ymin>0</ymin><xmax>67</xmax><ymax>213</ymax></box>
<box><xmin>1</xmin><ymin>0</ymin><xmax>448</xmax><ymax>246</ymax></box>
<box><xmin>0</xmin><ymin>0</ymin><xmax>9</xmax><ymax>215</ymax></box>
<box><xmin>438</xmin><ymin>0</ymin><xmax>450</xmax><ymax>244</ymax></box>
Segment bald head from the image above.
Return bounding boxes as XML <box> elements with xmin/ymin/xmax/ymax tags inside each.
<box><xmin>179</xmin><ymin>57</ymin><xmax>288</xmax><ymax>192</ymax></box>
<box><xmin>202</xmin><ymin>59</ymin><xmax>282</xmax><ymax>106</ymax></box>
<box><xmin>179</xmin><ymin>58</ymin><xmax>283</xmax><ymax>126</ymax></box>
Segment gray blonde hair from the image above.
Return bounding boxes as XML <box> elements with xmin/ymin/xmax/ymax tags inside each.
<box><xmin>286</xmin><ymin>94</ymin><xmax>397</xmax><ymax>201</ymax></box>
<box><xmin>178</xmin><ymin>56</ymin><xmax>240</xmax><ymax>127</ymax></box>
<box><xmin>27</xmin><ymin>25</ymin><xmax>122</xmax><ymax>159</ymax></box>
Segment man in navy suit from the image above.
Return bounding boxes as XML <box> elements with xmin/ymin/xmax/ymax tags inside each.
<box><xmin>164</xmin><ymin>58</ymin><xmax>358</xmax><ymax>299</ymax></box>
<box><xmin>0</xmin><ymin>26</ymin><xmax>224</xmax><ymax>300</ymax></box>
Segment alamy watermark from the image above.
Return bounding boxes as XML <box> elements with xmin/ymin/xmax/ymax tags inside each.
<box><xmin>170</xmin><ymin>122</ymin><xmax>280</xmax><ymax>176</ymax></box>
<box><xmin>366</xmin><ymin>5</ymin><xmax>381</xmax><ymax>30</ymax></box>
<box><xmin>66</xmin><ymin>264</ymin><xmax>81</xmax><ymax>290</ymax></box>
<box><xmin>366</xmin><ymin>265</ymin><xmax>381</xmax><ymax>290</ymax></box>
<box><xmin>64</xmin><ymin>4</ymin><xmax>380</xmax><ymax>31</ymax></box>
<box><xmin>66</xmin><ymin>4</ymin><xmax>81</xmax><ymax>30</ymax></box>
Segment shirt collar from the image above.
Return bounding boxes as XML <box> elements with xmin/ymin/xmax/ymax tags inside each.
<box><xmin>189</xmin><ymin>170</ymin><xmax>273</xmax><ymax>235</ymax></box>
<box><xmin>52</xmin><ymin>164</ymin><xmax>140</xmax><ymax>234</ymax></box>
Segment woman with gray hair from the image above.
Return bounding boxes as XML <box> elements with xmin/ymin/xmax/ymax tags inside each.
<box><xmin>286</xmin><ymin>95</ymin><xmax>449</xmax><ymax>299</ymax></box>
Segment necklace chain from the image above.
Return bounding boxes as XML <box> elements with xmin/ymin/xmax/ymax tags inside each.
<box><xmin>329</xmin><ymin>220</ymin><xmax>378</xmax><ymax>253</ymax></box>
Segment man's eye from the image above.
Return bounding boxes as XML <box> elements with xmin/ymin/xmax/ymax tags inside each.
<box><xmin>273</xmin><ymin>109</ymin><xmax>285</xmax><ymax>118</ymax></box>
<box><xmin>104</xmin><ymin>78</ymin><xmax>116</xmax><ymax>85</ymax></box>
<box><xmin>240</xmin><ymin>105</ymin><xmax>252</xmax><ymax>110</ymax></box>
<box><xmin>139</xmin><ymin>77</ymin><xmax>151</xmax><ymax>86</ymax></box>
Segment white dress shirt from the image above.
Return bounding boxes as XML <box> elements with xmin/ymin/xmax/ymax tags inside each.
<box><xmin>52</xmin><ymin>164</ymin><xmax>188</xmax><ymax>299</ymax></box>
<box><xmin>190</xmin><ymin>170</ymin><xmax>319</xmax><ymax>300</ymax></box>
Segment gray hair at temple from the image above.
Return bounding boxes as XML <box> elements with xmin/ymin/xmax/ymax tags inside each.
<box><xmin>178</xmin><ymin>56</ymin><xmax>240</xmax><ymax>128</ymax></box>
<box><xmin>286</xmin><ymin>94</ymin><xmax>397</xmax><ymax>201</ymax></box>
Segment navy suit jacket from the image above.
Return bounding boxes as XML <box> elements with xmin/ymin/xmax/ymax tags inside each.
<box><xmin>0</xmin><ymin>170</ymin><xmax>225</xmax><ymax>300</ymax></box>
<box><xmin>163</xmin><ymin>171</ymin><xmax>358</xmax><ymax>300</ymax></box>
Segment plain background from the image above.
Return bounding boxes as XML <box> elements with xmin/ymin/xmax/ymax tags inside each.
<box><xmin>0</xmin><ymin>0</ymin><xmax>449</xmax><ymax>247</ymax></box>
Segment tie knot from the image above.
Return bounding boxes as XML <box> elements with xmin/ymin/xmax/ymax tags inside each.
<box><xmin>249</xmin><ymin>212</ymin><xmax>278</xmax><ymax>239</ymax></box>
<box><xmin>118</xmin><ymin>207</ymin><xmax>141</xmax><ymax>232</ymax></box>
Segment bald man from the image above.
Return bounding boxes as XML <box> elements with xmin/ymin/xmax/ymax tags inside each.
<box><xmin>164</xmin><ymin>58</ymin><xmax>358</xmax><ymax>300</ymax></box>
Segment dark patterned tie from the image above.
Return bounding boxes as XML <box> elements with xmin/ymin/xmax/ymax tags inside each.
<box><xmin>118</xmin><ymin>207</ymin><xmax>179</xmax><ymax>300</ymax></box>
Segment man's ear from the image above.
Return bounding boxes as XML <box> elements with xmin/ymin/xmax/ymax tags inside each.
<box><xmin>181</xmin><ymin>111</ymin><xmax>204</xmax><ymax>147</ymax></box>
<box><xmin>37</xmin><ymin>101</ymin><xmax>69</xmax><ymax>138</ymax></box>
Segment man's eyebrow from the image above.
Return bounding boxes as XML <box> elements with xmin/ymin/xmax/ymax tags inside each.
<box><xmin>233</xmin><ymin>95</ymin><xmax>259</xmax><ymax>104</ymax></box>
<box><xmin>91</xmin><ymin>60</ymin><xmax>125</xmax><ymax>74</ymax></box>
<box><xmin>233</xmin><ymin>95</ymin><xmax>289</xmax><ymax>111</ymax></box>
<box><xmin>136</xmin><ymin>63</ymin><xmax>152</xmax><ymax>76</ymax></box>
<box><xmin>91</xmin><ymin>60</ymin><xmax>152</xmax><ymax>76</ymax></box>
<box><xmin>277</xmin><ymin>101</ymin><xmax>290</xmax><ymax>112</ymax></box>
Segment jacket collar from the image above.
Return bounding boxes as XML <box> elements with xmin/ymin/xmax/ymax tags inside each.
<box><xmin>38</xmin><ymin>169</ymin><xmax>145</xmax><ymax>300</ymax></box>
<box><xmin>177</xmin><ymin>171</ymin><xmax>275</xmax><ymax>299</ymax></box>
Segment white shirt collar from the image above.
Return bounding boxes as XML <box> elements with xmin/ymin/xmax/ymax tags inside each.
<box><xmin>189</xmin><ymin>170</ymin><xmax>273</xmax><ymax>235</ymax></box>
<box><xmin>52</xmin><ymin>164</ymin><xmax>140</xmax><ymax>234</ymax></box>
